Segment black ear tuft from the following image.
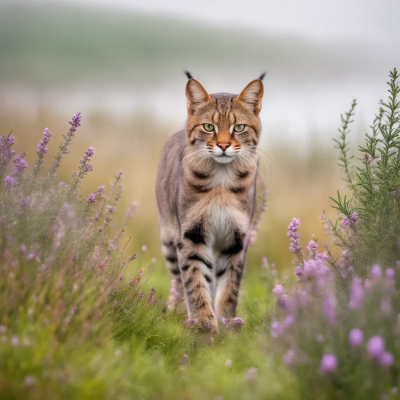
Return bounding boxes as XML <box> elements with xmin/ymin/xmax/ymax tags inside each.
<box><xmin>258</xmin><ymin>71</ymin><xmax>267</xmax><ymax>81</ymax></box>
<box><xmin>184</xmin><ymin>71</ymin><xmax>193</xmax><ymax>80</ymax></box>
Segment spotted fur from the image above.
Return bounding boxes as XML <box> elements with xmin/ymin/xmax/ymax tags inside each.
<box><xmin>156</xmin><ymin>75</ymin><xmax>264</xmax><ymax>332</ymax></box>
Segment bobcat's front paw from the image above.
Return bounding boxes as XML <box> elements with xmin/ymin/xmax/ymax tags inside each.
<box><xmin>186</xmin><ymin>312</ymin><xmax>219</xmax><ymax>334</ymax></box>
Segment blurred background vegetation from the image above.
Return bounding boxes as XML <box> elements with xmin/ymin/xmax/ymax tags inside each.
<box><xmin>1</xmin><ymin>0</ymin><xmax>399</xmax><ymax>303</ymax></box>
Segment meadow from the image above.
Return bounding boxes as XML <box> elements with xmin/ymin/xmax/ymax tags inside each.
<box><xmin>1</xmin><ymin>67</ymin><xmax>400</xmax><ymax>399</ymax></box>
<box><xmin>2</xmin><ymin>2</ymin><xmax>400</xmax><ymax>399</ymax></box>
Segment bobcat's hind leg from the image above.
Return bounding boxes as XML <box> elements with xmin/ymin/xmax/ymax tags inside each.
<box><xmin>160</xmin><ymin>230</ymin><xmax>184</xmax><ymax>311</ymax></box>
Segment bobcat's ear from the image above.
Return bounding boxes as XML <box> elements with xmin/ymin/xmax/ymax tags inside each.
<box><xmin>185</xmin><ymin>79</ymin><xmax>211</xmax><ymax>110</ymax></box>
<box><xmin>237</xmin><ymin>79</ymin><xmax>264</xmax><ymax>115</ymax></box>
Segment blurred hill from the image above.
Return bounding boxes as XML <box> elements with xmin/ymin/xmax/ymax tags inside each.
<box><xmin>0</xmin><ymin>1</ymin><xmax>389</xmax><ymax>85</ymax></box>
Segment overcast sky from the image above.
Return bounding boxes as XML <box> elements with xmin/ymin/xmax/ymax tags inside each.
<box><xmin>67</xmin><ymin>0</ymin><xmax>400</xmax><ymax>46</ymax></box>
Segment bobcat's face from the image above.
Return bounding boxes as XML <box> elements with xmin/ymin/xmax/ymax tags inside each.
<box><xmin>185</xmin><ymin>79</ymin><xmax>263</xmax><ymax>165</ymax></box>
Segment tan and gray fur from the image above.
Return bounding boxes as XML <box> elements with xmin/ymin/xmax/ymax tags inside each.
<box><xmin>156</xmin><ymin>73</ymin><xmax>264</xmax><ymax>332</ymax></box>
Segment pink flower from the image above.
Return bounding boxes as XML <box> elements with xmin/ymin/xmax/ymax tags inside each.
<box><xmin>306</xmin><ymin>240</ymin><xmax>318</xmax><ymax>258</ymax></box>
<box><xmin>380</xmin><ymin>352</ymin><xmax>394</xmax><ymax>366</ymax></box>
<box><xmin>287</xmin><ymin>218</ymin><xmax>303</xmax><ymax>256</ymax></box>
<box><xmin>4</xmin><ymin>175</ymin><xmax>14</xmax><ymax>189</ymax></box>
<box><xmin>233</xmin><ymin>317</ymin><xmax>244</xmax><ymax>326</ymax></box>
<box><xmin>320</xmin><ymin>354</ymin><xmax>338</xmax><ymax>374</ymax></box>
<box><xmin>367</xmin><ymin>336</ymin><xmax>385</xmax><ymax>359</ymax></box>
<box><xmin>371</xmin><ymin>264</ymin><xmax>382</xmax><ymax>280</ymax></box>
<box><xmin>86</xmin><ymin>193</ymin><xmax>96</xmax><ymax>204</ymax></box>
<box><xmin>348</xmin><ymin>329</ymin><xmax>364</xmax><ymax>347</ymax></box>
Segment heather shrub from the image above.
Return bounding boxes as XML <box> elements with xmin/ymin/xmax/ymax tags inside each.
<box><xmin>269</xmin><ymin>69</ymin><xmax>400</xmax><ymax>399</ymax></box>
<box><xmin>0</xmin><ymin>114</ymin><xmax>195</xmax><ymax>398</ymax></box>
<box><xmin>331</xmin><ymin>68</ymin><xmax>400</xmax><ymax>275</ymax></box>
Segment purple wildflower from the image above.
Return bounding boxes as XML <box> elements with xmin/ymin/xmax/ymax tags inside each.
<box><xmin>386</xmin><ymin>268</ymin><xmax>395</xmax><ymax>282</ymax></box>
<box><xmin>320</xmin><ymin>354</ymin><xmax>338</xmax><ymax>374</ymax></box>
<box><xmin>306</xmin><ymin>240</ymin><xmax>318</xmax><ymax>258</ymax></box>
<box><xmin>106</xmin><ymin>205</ymin><xmax>115</xmax><ymax>214</ymax></box>
<box><xmin>220</xmin><ymin>317</ymin><xmax>230</xmax><ymax>328</ymax></box>
<box><xmin>272</xmin><ymin>284</ymin><xmax>284</xmax><ymax>297</ymax></box>
<box><xmin>316</xmin><ymin>333</ymin><xmax>324</xmax><ymax>343</ymax></box>
<box><xmin>167</xmin><ymin>279</ymin><xmax>182</xmax><ymax>311</ymax></box>
<box><xmin>303</xmin><ymin>258</ymin><xmax>331</xmax><ymax>284</ymax></box>
<box><xmin>381</xmin><ymin>301</ymin><xmax>391</xmax><ymax>313</ymax></box>
<box><xmin>148</xmin><ymin>286</ymin><xmax>155</xmax><ymax>303</ymax></box>
<box><xmin>68</xmin><ymin>112</ymin><xmax>82</xmax><ymax>137</ymax></box>
<box><xmin>80</xmin><ymin>147</ymin><xmax>94</xmax><ymax>164</ymax></box>
<box><xmin>4</xmin><ymin>175</ymin><xmax>15</xmax><ymax>189</ymax></box>
<box><xmin>98</xmin><ymin>185</ymin><xmax>105</xmax><ymax>195</ymax></box>
<box><xmin>348</xmin><ymin>329</ymin><xmax>364</xmax><ymax>347</ymax></box>
<box><xmin>371</xmin><ymin>264</ymin><xmax>382</xmax><ymax>280</ymax></box>
<box><xmin>32</xmin><ymin>128</ymin><xmax>53</xmax><ymax>178</ymax></box>
<box><xmin>271</xmin><ymin>320</ymin><xmax>282</xmax><ymax>338</ymax></box>
<box><xmin>79</xmin><ymin>147</ymin><xmax>94</xmax><ymax>173</ymax></box>
<box><xmin>233</xmin><ymin>317</ymin><xmax>244</xmax><ymax>326</ymax></box>
<box><xmin>284</xmin><ymin>350</ymin><xmax>295</xmax><ymax>366</ymax></box>
<box><xmin>320</xmin><ymin>211</ymin><xmax>333</xmax><ymax>235</ymax></box>
<box><xmin>126</xmin><ymin>201</ymin><xmax>139</xmax><ymax>218</ymax></box>
<box><xmin>59</xmin><ymin>182</ymin><xmax>67</xmax><ymax>189</ymax></box>
<box><xmin>37</xmin><ymin>128</ymin><xmax>52</xmax><ymax>158</ymax></box>
<box><xmin>247</xmin><ymin>367</ymin><xmax>258</xmax><ymax>382</ymax></box>
<box><xmin>270</xmin><ymin>316</ymin><xmax>293</xmax><ymax>338</ymax></box>
<box><xmin>19</xmin><ymin>196</ymin><xmax>30</xmax><ymax>207</ymax></box>
<box><xmin>12</xmin><ymin>153</ymin><xmax>28</xmax><ymax>175</ymax></box>
<box><xmin>272</xmin><ymin>284</ymin><xmax>290</xmax><ymax>309</ymax></box>
<box><xmin>24</xmin><ymin>376</ymin><xmax>35</xmax><ymax>386</ymax></box>
<box><xmin>396</xmin><ymin>261</ymin><xmax>400</xmax><ymax>269</ymax></box>
<box><xmin>348</xmin><ymin>277</ymin><xmax>363</xmax><ymax>309</ymax></box>
<box><xmin>0</xmin><ymin>134</ymin><xmax>15</xmax><ymax>170</ymax></box>
<box><xmin>367</xmin><ymin>336</ymin><xmax>385</xmax><ymax>359</ymax></box>
<box><xmin>380</xmin><ymin>352</ymin><xmax>394</xmax><ymax>366</ymax></box>
<box><xmin>338</xmin><ymin>250</ymin><xmax>352</xmax><ymax>278</ymax></box>
<box><xmin>294</xmin><ymin>266</ymin><xmax>303</xmax><ymax>282</ymax></box>
<box><xmin>10</xmin><ymin>335</ymin><xmax>20</xmax><ymax>346</ymax></box>
<box><xmin>343</xmin><ymin>211</ymin><xmax>359</xmax><ymax>230</ymax></box>
<box><xmin>86</xmin><ymin>193</ymin><xmax>96</xmax><ymax>204</ymax></box>
<box><xmin>287</xmin><ymin>218</ymin><xmax>303</xmax><ymax>256</ymax></box>
<box><xmin>323</xmin><ymin>292</ymin><xmax>337</xmax><ymax>326</ymax></box>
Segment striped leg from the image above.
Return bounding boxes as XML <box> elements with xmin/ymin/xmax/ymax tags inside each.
<box><xmin>178</xmin><ymin>221</ymin><xmax>218</xmax><ymax>331</ymax></box>
<box><xmin>215</xmin><ymin>230</ymin><xmax>247</xmax><ymax>318</ymax></box>
<box><xmin>161</xmin><ymin>239</ymin><xmax>181</xmax><ymax>278</ymax></box>
<box><xmin>161</xmin><ymin>235</ymin><xmax>184</xmax><ymax>311</ymax></box>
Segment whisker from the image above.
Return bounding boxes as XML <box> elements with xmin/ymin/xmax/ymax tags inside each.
<box><xmin>249</xmin><ymin>145</ymin><xmax>275</xmax><ymax>160</ymax></box>
<box><xmin>238</xmin><ymin>149</ymin><xmax>270</xmax><ymax>181</ymax></box>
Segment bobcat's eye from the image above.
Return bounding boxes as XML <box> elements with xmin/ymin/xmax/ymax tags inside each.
<box><xmin>234</xmin><ymin>124</ymin><xmax>245</xmax><ymax>133</ymax></box>
<box><xmin>203</xmin><ymin>123</ymin><xmax>214</xmax><ymax>132</ymax></box>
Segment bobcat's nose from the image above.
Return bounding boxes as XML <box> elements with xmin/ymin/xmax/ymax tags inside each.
<box><xmin>217</xmin><ymin>142</ymin><xmax>231</xmax><ymax>152</ymax></box>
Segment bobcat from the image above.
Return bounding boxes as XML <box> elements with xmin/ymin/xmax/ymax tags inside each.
<box><xmin>156</xmin><ymin>72</ymin><xmax>265</xmax><ymax>332</ymax></box>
